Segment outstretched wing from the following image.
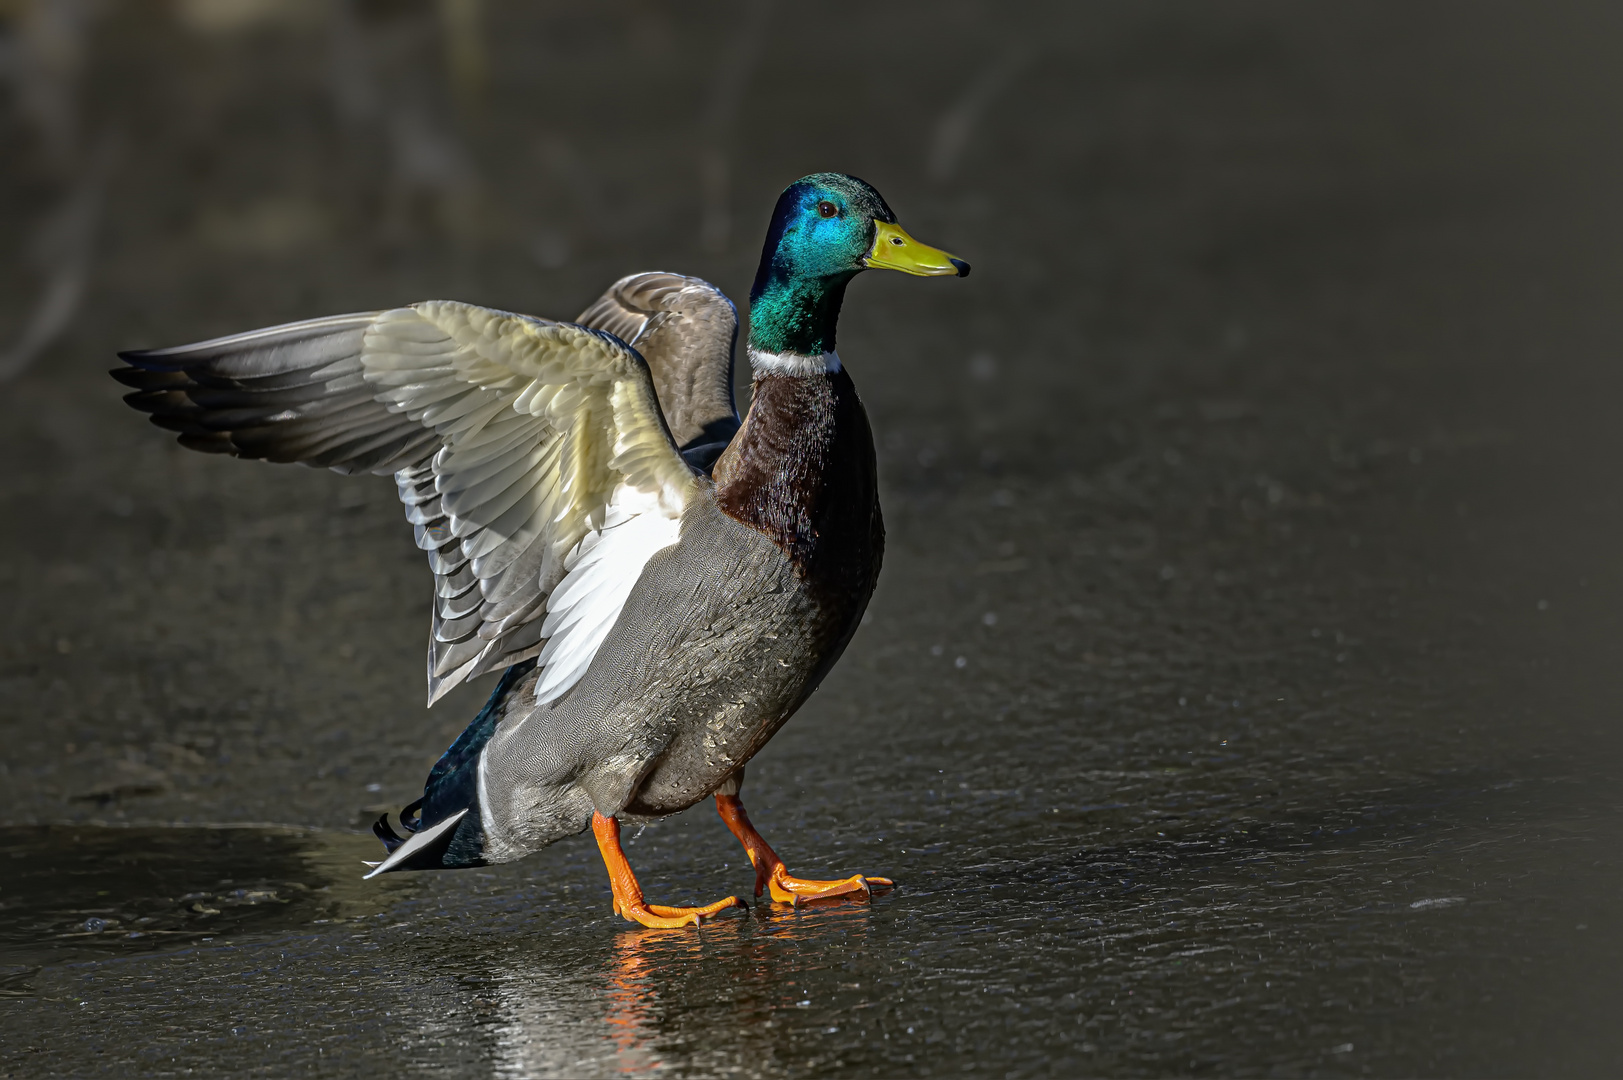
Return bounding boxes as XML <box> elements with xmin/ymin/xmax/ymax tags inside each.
<box><xmin>114</xmin><ymin>301</ymin><xmax>696</xmax><ymax>706</ymax></box>
<box><xmin>576</xmin><ymin>272</ymin><xmax>740</xmax><ymax>473</ymax></box>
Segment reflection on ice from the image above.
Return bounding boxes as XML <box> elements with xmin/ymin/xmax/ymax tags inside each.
<box><xmin>476</xmin><ymin>903</ymin><xmax>879</xmax><ymax>1079</ymax></box>
<box><xmin>489</xmin><ymin>933</ymin><xmax>667</xmax><ymax>1078</ymax></box>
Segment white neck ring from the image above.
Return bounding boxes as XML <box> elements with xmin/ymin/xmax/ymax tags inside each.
<box><xmin>748</xmin><ymin>347</ymin><xmax>842</xmax><ymax>377</ymax></box>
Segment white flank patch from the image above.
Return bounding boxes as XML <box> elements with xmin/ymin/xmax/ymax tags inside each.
<box><xmin>747</xmin><ymin>347</ymin><xmax>841</xmax><ymax>377</ymax></box>
<box><xmin>530</xmin><ymin>483</ymin><xmax>683</xmax><ymax>705</ymax></box>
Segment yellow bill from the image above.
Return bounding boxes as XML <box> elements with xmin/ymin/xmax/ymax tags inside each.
<box><xmin>866</xmin><ymin>220</ymin><xmax>970</xmax><ymax>277</ymax></box>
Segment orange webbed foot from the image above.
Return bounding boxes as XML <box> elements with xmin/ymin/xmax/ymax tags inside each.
<box><xmin>762</xmin><ymin>864</ymin><xmax>893</xmax><ymax>906</ymax></box>
<box><xmin>614</xmin><ymin>894</ymin><xmax>748</xmax><ymax>929</ymax></box>
<box><xmin>594</xmin><ymin>812</ymin><xmax>747</xmax><ymax>929</ymax></box>
<box><xmin>716</xmin><ymin>793</ymin><xmax>894</xmax><ymax>908</ymax></box>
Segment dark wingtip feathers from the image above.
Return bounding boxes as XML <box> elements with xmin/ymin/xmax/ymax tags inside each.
<box><xmin>110</xmin><ymin>365</ymin><xmax>152</xmax><ymax>388</ymax></box>
<box><xmin>109</xmin><ymin>318</ymin><xmax>440</xmax><ymax>474</ymax></box>
<box><xmin>110</xmin><ymin>365</ymin><xmax>189</xmax><ymax>393</ymax></box>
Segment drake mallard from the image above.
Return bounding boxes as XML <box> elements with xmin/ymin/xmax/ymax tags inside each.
<box><xmin>113</xmin><ymin>173</ymin><xmax>968</xmax><ymax>928</ymax></box>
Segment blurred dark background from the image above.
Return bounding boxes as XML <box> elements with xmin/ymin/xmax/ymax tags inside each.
<box><xmin>3</xmin><ymin>2</ymin><xmax>1623</xmax><ymax>1076</ymax></box>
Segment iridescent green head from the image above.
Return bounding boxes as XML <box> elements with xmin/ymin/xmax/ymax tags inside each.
<box><xmin>747</xmin><ymin>173</ymin><xmax>968</xmax><ymax>359</ymax></box>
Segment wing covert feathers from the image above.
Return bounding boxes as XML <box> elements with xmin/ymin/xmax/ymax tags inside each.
<box><xmin>575</xmin><ymin>272</ymin><xmax>740</xmax><ymax>468</ymax></box>
<box><xmin>117</xmin><ymin>301</ymin><xmax>697</xmax><ymax>706</ymax></box>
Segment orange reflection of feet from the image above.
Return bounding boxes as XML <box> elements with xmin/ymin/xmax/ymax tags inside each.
<box><xmin>602</xmin><ymin>935</ymin><xmax>656</xmax><ymax>1070</ymax></box>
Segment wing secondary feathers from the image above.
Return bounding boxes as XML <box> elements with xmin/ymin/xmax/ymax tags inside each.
<box><xmin>116</xmin><ymin>301</ymin><xmax>698</xmax><ymax>706</ymax></box>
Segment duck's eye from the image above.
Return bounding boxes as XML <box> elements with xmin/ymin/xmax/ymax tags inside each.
<box><xmin>817</xmin><ymin>200</ymin><xmax>838</xmax><ymax>218</ymax></box>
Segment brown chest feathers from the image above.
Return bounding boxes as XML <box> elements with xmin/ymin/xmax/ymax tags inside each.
<box><xmin>712</xmin><ymin>369</ymin><xmax>884</xmax><ymax>613</ymax></box>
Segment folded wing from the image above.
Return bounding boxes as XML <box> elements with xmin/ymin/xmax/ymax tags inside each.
<box><xmin>115</xmin><ymin>301</ymin><xmax>696</xmax><ymax>706</ymax></box>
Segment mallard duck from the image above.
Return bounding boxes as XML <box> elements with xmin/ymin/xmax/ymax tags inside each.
<box><xmin>113</xmin><ymin>173</ymin><xmax>968</xmax><ymax>928</ymax></box>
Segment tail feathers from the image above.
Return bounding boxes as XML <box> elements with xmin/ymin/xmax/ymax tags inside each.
<box><xmin>371</xmin><ymin>799</ymin><xmax>425</xmax><ymax>853</ymax></box>
<box><xmin>364</xmin><ymin>658</ymin><xmax>533</xmax><ymax>879</ymax></box>
<box><xmin>371</xmin><ymin>815</ymin><xmax>405</xmax><ymax>853</ymax></box>
<box><xmin>363</xmin><ymin>808</ymin><xmax>469</xmax><ymax>878</ymax></box>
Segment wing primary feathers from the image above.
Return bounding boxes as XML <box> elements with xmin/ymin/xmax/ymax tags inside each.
<box><xmin>116</xmin><ymin>298</ymin><xmax>703</xmax><ymax>708</ymax></box>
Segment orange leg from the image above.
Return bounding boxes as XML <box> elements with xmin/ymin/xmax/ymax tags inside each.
<box><xmin>592</xmin><ymin>812</ymin><xmax>747</xmax><ymax>929</ymax></box>
<box><xmin>715</xmin><ymin>793</ymin><xmax>894</xmax><ymax>906</ymax></box>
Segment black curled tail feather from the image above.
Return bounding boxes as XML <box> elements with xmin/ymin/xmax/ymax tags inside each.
<box><xmin>371</xmin><ymin>797</ymin><xmax>424</xmax><ymax>854</ymax></box>
<box><xmin>369</xmin><ymin>658</ymin><xmax>535</xmax><ymax>870</ymax></box>
<box><xmin>372</xmin><ymin>814</ymin><xmax>407</xmax><ymax>853</ymax></box>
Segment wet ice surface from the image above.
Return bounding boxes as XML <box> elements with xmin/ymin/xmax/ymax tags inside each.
<box><xmin>3</xmin><ymin>789</ymin><xmax>1619</xmax><ymax>1076</ymax></box>
<box><xmin>0</xmin><ymin>826</ymin><xmax>411</xmax><ymax>967</ymax></box>
<box><xmin>4</xmin><ymin>2</ymin><xmax>1623</xmax><ymax>1076</ymax></box>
